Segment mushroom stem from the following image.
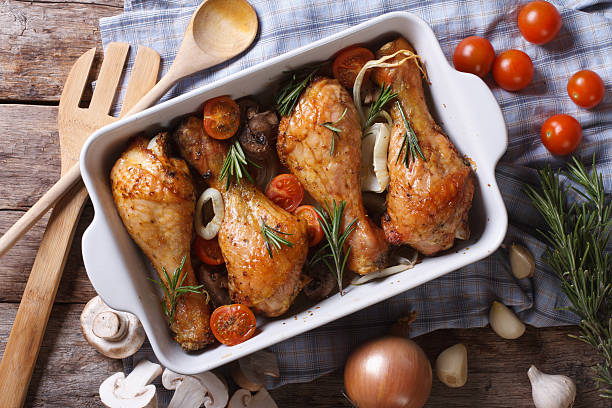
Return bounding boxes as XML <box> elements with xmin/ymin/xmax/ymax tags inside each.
<box><xmin>125</xmin><ymin>360</ymin><xmax>164</xmax><ymax>391</ymax></box>
<box><xmin>93</xmin><ymin>311</ymin><xmax>129</xmax><ymax>341</ymax></box>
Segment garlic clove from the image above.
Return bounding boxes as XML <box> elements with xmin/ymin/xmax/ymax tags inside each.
<box><xmin>510</xmin><ymin>243</ymin><xmax>535</xmax><ymax>279</ymax></box>
<box><xmin>527</xmin><ymin>365</ymin><xmax>576</xmax><ymax>408</ymax></box>
<box><xmin>489</xmin><ymin>301</ymin><xmax>525</xmax><ymax>339</ymax></box>
<box><xmin>435</xmin><ymin>343</ymin><xmax>468</xmax><ymax>388</ymax></box>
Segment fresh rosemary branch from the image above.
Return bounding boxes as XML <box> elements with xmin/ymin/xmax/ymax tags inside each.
<box><xmin>219</xmin><ymin>138</ymin><xmax>261</xmax><ymax>190</ymax></box>
<box><xmin>525</xmin><ymin>157</ymin><xmax>612</xmax><ymax>399</ymax></box>
<box><xmin>275</xmin><ymin>63</ymin><xmax>325</xmax><ymax>117</ymax></box>
<box><xmin>395</xmin><ymin>100</ymin><xmax>426</xmax><ymax>166</ymax></box>
<box><xmin>364</xmin><ymin>83</ymin><xmax>398</xmax><ymax>129</ymax></box>
<box><xmin>150</xmin><ymin>255</ymin><xmax>207</xmax><ymax>325</ymax></box>
<box><xmin>260</xmin><ymin>220</ymin><xmax>294</xmax><ymax>258</ymax></box>
<box><xmin>311</xmin><ymin>200</ymin><xmax>358</xmax><ymax>294</ymax></box>
<box><xmin>320</xmin><ymin>107</ymin><xmax>347</xmax><ymax>156</ymax></box>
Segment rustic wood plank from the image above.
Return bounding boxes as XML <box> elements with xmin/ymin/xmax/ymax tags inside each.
<box><xmin>0</xmin><ymin>303</ymin><xmax>123</xmax><ymax>407</ymax></box>
<box><xmin>0</xmin><ymin>206</ymin><xmax>98</xmax><ymax>304</ymax></box>
<box><xmin>0</xmin><ymin>0</ymin><xmax>123</xmax><ymax>102</ymax></box>
<box><xmin>270</xmin><ymin>326</ymin><xmax>607</xmax><ymax>408</ymax></box>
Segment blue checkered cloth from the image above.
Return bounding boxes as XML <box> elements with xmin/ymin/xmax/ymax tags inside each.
<box><xmin>100</xmin><ymin>0</ymin><xmax>612</xmax><ymax>391</ymax></box>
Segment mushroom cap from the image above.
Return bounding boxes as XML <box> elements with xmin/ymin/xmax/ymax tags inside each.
<box><xmin>81</xmin><ymin>296</ymin><xmax>146</xmax><ymax>359</ymax></box>
<box><xmin>162</xmin><ymin>369</ymin><xmax>228</xmax><ymax>408</ymax></box>
<box><xmin>99</xmin><ymin>360</ymin><xmax>161</xmax><ymax>408</ymax></box>
<box><xmin>228</xmin><ymin>389</ymin><xmax>252</xmax><ymax>408</ymax></box>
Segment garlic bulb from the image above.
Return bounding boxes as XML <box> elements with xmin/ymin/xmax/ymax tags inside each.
<box><xmin>527</xmin><ymin>365</ymin><xmax>576</xmax><ymax>408</ymax></box>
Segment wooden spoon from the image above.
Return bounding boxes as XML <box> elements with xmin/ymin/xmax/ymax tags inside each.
<box><xmin>126</xmin><ymin>0</ymin><xmax>258</xmax><ymax>114</ymax></box>
<box><xmin>0</xmin><ymin>0</ymin><xmax>258</xmax><ymax>259</ymax></box>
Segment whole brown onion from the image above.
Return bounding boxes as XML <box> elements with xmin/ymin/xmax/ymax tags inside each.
<box><xmin>344</xmin><ymin>336</ymin><xmax>432</xmax><ymax>408</ymax></box>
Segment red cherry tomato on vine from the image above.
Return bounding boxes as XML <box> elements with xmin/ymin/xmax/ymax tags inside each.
<box><xmin>518</xmin><ymin>1</ymin><xmax>562</xmax><ymax>45</ymax></box>
<box><xmin>492</xmin><ymin>50</ymin><xmax>534</xmax><ymax>91</ymax></box>
<box><xmin>453</xmin><ymin>36</ymin><xmax>495</xmax><ymax>78</ymax></box>
<box><xmin>265</xmin><ymin>174</ymin><xmax>304</xmax><ymax>213</ymax></box>
<box><xmin>567</xmin><ymin>70</ymin><xmax>605</xmax><ymax>109</ymax></box>
<box><xmin>541</xmin><ymin>114</ymin><xmax>582</xmax><ymax>156</ymax></box>
<box><xmin>332</xmin><ymin>46</ymin><xmax>375</xmax><ymax>89</ymax></box>
<box><xmin>203</xmin><ymin>96</ymin><xmax>240</xmax><ymax>140</ymax></box>
<box><xmin>210</xmin><ymin>304</ymin><xmax>256</xmax><ymax>346</ymax></box>
<box><xmin>193</xmin><ymin>236</ymin><xmax>224</xmax><ymax>266</ymax></box>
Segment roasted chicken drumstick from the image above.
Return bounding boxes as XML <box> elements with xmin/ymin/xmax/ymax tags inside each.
<box><xmin>110</xmin><ymin>134</ymin><xmax>214</xmax><ymax>350</ymax></box>
<box><xmin>175</xmin><ymin>116</ymin><xmax>309</xmax><ymax>317</ymax></box>
<box><xmin>277</xmin><ymin>77</ymin><xmax>389</xmax><ymax>275</ymax></box>
<box><xmin>373</xmin><ymin>38</ymin><xmax>475</xmax><ymax>255</ymax></box>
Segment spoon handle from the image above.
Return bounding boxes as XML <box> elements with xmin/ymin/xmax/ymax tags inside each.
<box><xmin>126</xmin><ymin>69</ymin><xmax>180</xmax><ymax>115</ymax></box>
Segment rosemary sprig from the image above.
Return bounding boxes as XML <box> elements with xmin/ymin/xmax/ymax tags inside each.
<box><xmin>219</xmin><ymin>138</ymin><xmax>261</xmax><ymax>190</ymax></box>
<box><xmin>149</xmin><ymin>255</ymin><xmax>207</xmax><ymax>325</ymax></box>
<box><xmin>525</xmin><ymin>156</ymin><xmax>612</xmax><ymax>399</ymax></box>
<box><xmin>311</xmin><ymin>200</ymin><xmax>358</xmax><ymax>294</ymax></box>
<box><xmin>364</xmin><ymin>83</ymin><xmax>398</xmax><ymax>129</ymax></box>
<box><xmin>395</xmin><ymin>100</ymin><xmax>426</xmax><ymax>166</ymax></box>
<box><xmin>320</xmin><ymin>107</ymin><xmax>347</xmax><ymax>156</ymax></box>
<box><xmin>275</xmin><ymin>63</ymin><xmax>325</xmax><ymax>117</ymax></box>
<box><xmin>260</xmin><ymin>220</ymin><xmax>294</xmax><ymax>258</ymax></box>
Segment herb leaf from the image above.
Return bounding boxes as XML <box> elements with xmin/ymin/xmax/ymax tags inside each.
<box><xmin>311</xmin><ymin>200</ymin><xmax>357</xmax><ymax>294</ymax></box>
<box><xmin>525</xmin><ymin>156</ymin><xmax>612</xmax><ymax>399</ymax></box>
<box><xmin>275</xmin><ymin>63</ymin><xmax>326</xmax><ymax>117</ymax></box>
<box><xmin>395</xmin><ymin>100</ymin><xmax>426</xmax><ymax>166</ymax></box>
<box><xmin>219</xmin><ymin>138</ymin><xmax>261</xmax><ymax>190</ymax></box>
<box><xmin>320</xmin><ymin>107</ymin><xmax>348</xmax><ymax>156</ymax></box>
<box><xmin>149</xmin><ymin>255</ymin><xmax>207</xmax><ymax>325</ymax></box>
<box><xmin>364</xmin><ymin>84</ymin><xmax>398</xmax><ymax>129</ymax></box>
<box><xmin>261</xmin><ymin>220</ymin><xmax>294</xmax><ymax>258</ymax></box>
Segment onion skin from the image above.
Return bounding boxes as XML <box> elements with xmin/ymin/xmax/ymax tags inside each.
<box><xmin>344</xmin><ymin>336</ymin><xmax>432</xmax><ymax>408</ymax></box>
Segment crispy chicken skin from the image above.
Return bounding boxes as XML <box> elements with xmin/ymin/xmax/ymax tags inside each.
<box><xmin>174</xmin><ymin>116</ymin><xmax>309</xmax><ymax>317</ymax></box>
<box><xmin>373</xmin><ymin>38</ymin><xmax>475</xmax><ymax>255</ymax></box>
<box><xmin>277</xmin><ymin>77</ymin><xmax>389</xmax><ymax>275</ymax></box>
<box><xmin>110</xmin><ymin>134</ymin><xmax>214</xmax><ymax>350</ymax></box>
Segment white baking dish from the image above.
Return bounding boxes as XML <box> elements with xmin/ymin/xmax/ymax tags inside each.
<box><xmin>80</xmin><ymin>12</ymin><xmax>507</xmax><ymax>374</ymax></box>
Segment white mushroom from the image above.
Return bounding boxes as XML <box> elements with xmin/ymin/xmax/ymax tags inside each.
<box><xmin>99</xmin><ymin>359</ymin><xmax>162</xmax><ymax>408</ymax></box>
<box><xmin>231</xmin><ymin>350</ymin><xmax>279</xmax><ymax>392</ymax></box>
<box><xmin>162</xmin><ymin>369</ymin><xmax>228</xmax><ymax>408</ymax></box>
<box><xmin>228</xmin><ymin>389</ymin><xmax>252</xmax><ymax>408</ymax></box>
<box><xmin>81</xmin><ymin>296</ymin><xmax>146</xmax><ymax>359</ymax></box>
<box><xmin>195</xmin><ymin>188</ymin><xmax>224</xmax><ymax>240</ymax></box>
<box><xmin>228</xmin><ymin>389</ymin><xmax>278</xmax><ymax>408</ymax></box>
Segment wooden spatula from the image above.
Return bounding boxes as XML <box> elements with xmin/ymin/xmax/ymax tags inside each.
<box><xmin>0</xmin><ymin>43</ymin><xmax>160</xmax><ymax>408</ymax></box>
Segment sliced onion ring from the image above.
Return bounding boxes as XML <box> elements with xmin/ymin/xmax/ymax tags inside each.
<box><xmin>352</xmin><ymin>49</ymin><xmax>427</xmax><ymax>126</ymax></box>
<box><xmin>195</xmin><ymin>188</ymin><xmax>224</xmax><ymax>240</ymax></box>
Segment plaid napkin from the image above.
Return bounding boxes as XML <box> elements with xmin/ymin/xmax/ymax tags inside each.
<box><xmin>100</xmin><ymin>0</ymin><xmax>612</xmax><ymax>392</ymax></box>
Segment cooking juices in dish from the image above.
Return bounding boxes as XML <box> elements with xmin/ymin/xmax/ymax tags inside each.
<box><xmin>109</xmin><ymin>37</ymin><xmax>474</xmax><ymax>351</ymax></box>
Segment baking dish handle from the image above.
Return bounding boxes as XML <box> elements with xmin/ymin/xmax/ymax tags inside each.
<box><xmin>82</xmin><ymin>215</ymin><xmax>148</xmax><ymax>314</ymax></box>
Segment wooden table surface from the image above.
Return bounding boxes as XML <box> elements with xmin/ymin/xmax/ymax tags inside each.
<box><xmin>0</xmin><ymin>1</ymin><xmax>606</xmax><ymax>407</ymax></box>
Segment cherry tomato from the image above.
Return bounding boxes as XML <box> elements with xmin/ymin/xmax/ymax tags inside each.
<box><xmin>541</xmin><ymin>114</ymin><xmax>582</xmax><ymax>155</ymax></box>
<box><xmin>295</xmin><ymin>205</ymin><xmax>324</xmax><ymax>247</ymax></box>
<box><xmin>193</xmin><ymin>236</ymin><xmax>224</xmax><ymax>266</ymax></box>
<box><xmin>202</xmin><ymin>96</ymin><xmax>240</xmax><ymax>140</ymax></box>
<box><xmin>567</xmin><ymin>70</ymin><xmax>605</xmax><ymax>109</ymax></box>
<box><xmin>453</xmin><ymin>36</ymin><xmax>495</xmax><ymax>78</ymax></box>
<box><xmin>265</xmin><ymin>174</ymin><xmax>304</xmax><ymax>213</ymax></box>
<box><xmin>518</xmin><ymin>1</ymin><xmax>562</xmax><ymax>45</ymax></box>
<box><xmin>492</xmin><ymin>50</ymin><xmax>534</xmax><ymax>91</ymax></box>
<box><xmin>210</xmin><ymin>304</ymin><xmax>257</xmax><ymax>346</ymax></box>
<box><xmin>332</xmin><ymin>46</ymin><xmax>375</xmax><ymax>89</ymax></box>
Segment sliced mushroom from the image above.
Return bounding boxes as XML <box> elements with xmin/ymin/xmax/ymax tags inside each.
<box><xmin>238</xmin><ymin>110</ymin><xmax>279</xmax><ymax>159</ymax></box>
<box><xmin>228</xmin><ymin>389</ymin><xmax>278</xmax><ymax>408</ymax></box>
<box><xmin>99</xmin><ymin>359</ymin><xmax>161</xmax><ymax>408</ymax></box>
<box><xmin>303</xmin><ymin>266</ymin><xmax>335</xmax><ymax>301</ymax></box>
<box><xmin>228</xmin><ymin>389</ymin><xmax>252</xmax><ymax>408</ymax></box>
<box><xmin>196</xmin><ymin>265</ymin><xmax>231</xmax><ymax>307</ymax></box>
<box><xmin>162</xmin><ymin>369</ymin><xmax>228</xmax><ymax>408</ymax></box>
<box><xmin>81</xmin><ymin>296</ymin><xmax>145</xmax><ymax>359</ymax></box>
<box><xmin>231</xmin><ymin>350</ymin><xmax>279</xmax><ymax>392</ymax></box>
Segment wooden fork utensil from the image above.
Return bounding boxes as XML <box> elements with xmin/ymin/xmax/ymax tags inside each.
<box><xmin>0</xmin><ymin>43</ymin><xmax>160</xmax><ymax>408</ymax></box>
